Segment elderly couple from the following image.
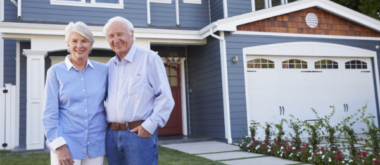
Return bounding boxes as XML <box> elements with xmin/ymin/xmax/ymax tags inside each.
<box><xmin>42</xmin><ymin>16</ymin><xmax>175</xmax><ymax>165</ymax></box>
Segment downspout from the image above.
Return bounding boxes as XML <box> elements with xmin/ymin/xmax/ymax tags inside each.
<box><xmin>17</xmin><ymin>0</ymin><xmax>21</xmax><ymax>18</ymax></box>
<box><xmin>147</xmin><ymin>0</ymin><xmax>151</xmax><ymax>25</ymax></box>
<box><xmin>175</xmin><ymin>0</ymin><xmax>179</xmax><ymax>26</ymax></box>
<box><xmin>223</xmin><ymin>0</ymin><xmax>228</xmax><ymax>18</ymax></box>
<box><xmin>209</xmin><ymin>28</ymin><xmax>232</xmax><ymax>144</ymax></box>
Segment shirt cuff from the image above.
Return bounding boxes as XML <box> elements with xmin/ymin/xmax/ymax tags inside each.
<box><xmin>48</xmin><ymin>137</ymin><xmax>67</xmax><ymax>151</ymax></box>
<box><xmin>141</xmin><ymin>118</ymin><xmax>158</xmax><ymax>135</ymax></box>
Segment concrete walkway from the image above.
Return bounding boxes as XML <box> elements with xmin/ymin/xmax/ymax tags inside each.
<box><xmin>161</xmin><ymin>141</ymin><xmax>310</xmax><ymax>165</ymax></box>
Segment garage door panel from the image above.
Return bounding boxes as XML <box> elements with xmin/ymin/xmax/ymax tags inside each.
<box><xmin>247</xmin><ymin>56</ymin><xmax>378</xmax><ymax>138</ymax></box>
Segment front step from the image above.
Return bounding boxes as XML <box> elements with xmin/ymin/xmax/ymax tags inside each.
<box><xmin>158</xmin><ymin>135</ymin><xmax>214</xmax><ymax>145</ymax></box>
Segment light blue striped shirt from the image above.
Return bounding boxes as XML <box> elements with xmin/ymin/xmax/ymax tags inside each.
<box><xmin>106</xmin><ymin>44</ymin><xmax>175</xmax><ymax>134</ymax></box>
<box><xmin>42</xmin><ymin>55</ymin><xmax>108</xmax><ymax>159</ymax></box>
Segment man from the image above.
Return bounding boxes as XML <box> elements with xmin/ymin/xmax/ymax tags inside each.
<box><xmin>103</xmin><ymin>16</ymin><xmax>175</xmax><ymax>164</ymax></box>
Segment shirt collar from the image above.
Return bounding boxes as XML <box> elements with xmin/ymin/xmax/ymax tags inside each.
<box><xmin>65</xmin><ymin>55</ymin><xmax>94</xmax><ymax>71</ymax></box>
<box><xmin>114</xmin><ymin>44</ymin><xmax>137</xmax><ymax>64</ymax></box>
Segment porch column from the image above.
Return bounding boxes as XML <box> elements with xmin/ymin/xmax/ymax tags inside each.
<box><xmin>23</xmin><ymin>50</ymin><xmax>47</xmax><ymax>150</ymax></box>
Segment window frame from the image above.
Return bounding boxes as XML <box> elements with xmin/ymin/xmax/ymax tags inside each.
<box><xmin>345</xmin><ymin>60</ymin><xmax>368</xmax><ymax>69</ymax></box>
<box><xmin>50</xmin><ymin>0</ymin><xmax>124</xmax><ymax>9</ymax></box>
<box><xmin>183</xmin><ymin>0</ymin><xmax>201</xmax><ymax>4</ymax></box>
<box><xmin>282</xmin><ymin>59</ymin><xmax>307</xmax><ymax>69</ymax></box>
<box><xmin>315</xmin><ymin>59</ymin><xmax>339</xmax><ymax>69</ymax></box>
<box><xmin>150</xmin><ymin>0</ymin><xmax>172</xmax><ymax>4</ymax></box>
<box><xmin>247</xmin><ymin>58</ymin><xmax>275</xmax><ymax>69</ymax></box>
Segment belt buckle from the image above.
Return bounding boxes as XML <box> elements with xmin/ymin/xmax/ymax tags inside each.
<box><xmin>112</xmin><ymin>123</ymin><xmax>120</xmax><ymax>130</ymax></box>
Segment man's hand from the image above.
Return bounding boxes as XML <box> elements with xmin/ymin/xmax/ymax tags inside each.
<box><xmin>130</xmin><ymin>125</ymin><xmax>152</xmax><ymax>137</ymax></box>
<box><xmin>56</xmin><ymin>145</ymin><xmax>74</xmax><ymax>165</ymax></box>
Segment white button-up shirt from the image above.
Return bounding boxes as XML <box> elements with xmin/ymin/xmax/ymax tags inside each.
<box><xmin>106</xmin><ymin>44</ymin><xmax>175</xmax><ymax>134</ymax></box>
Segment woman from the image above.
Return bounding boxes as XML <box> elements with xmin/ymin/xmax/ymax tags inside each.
<box><xmin>42</xmin><ymin>21</ymin><xmax>108</xmax><ymax>165</ymax></box>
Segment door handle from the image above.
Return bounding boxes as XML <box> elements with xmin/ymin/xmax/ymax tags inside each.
<box><xmin>279</xmin><ymin>106</ymin><xmax>282</xmax><ymax>115</ymax></box>
<box><xmin>344</xmin><ymin>104</ymin><xmax>346</xmax><ymax>112</ymax></box>
<box><xmin>282</xmin><ymin>106</ymin><xmax>285</xmax><ymax>115</ymax></box>
<box><xmin>346</xmin><ymin>104</ymin><xmax>349</xmax><ymax>112</ymax></box>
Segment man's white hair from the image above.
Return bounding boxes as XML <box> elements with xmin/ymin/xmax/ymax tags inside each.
<box><xmin>65</xmin><ymin>21</ymin><xmax>94</xmax><ymax>45</ymax></box>
<box><xmin>103</xmin><ymin>16</ymin><xmax>134</xmax><ymax>39</ymax></box>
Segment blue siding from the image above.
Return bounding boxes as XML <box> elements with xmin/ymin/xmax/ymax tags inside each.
<box><xmin>187</xmin><ymin>36</ymin><xmax>225</xmax><ymax>140</ymax></box>
<box><xmin>179</xmin><ymin>0</ymin><xmax>210</xmax><ymax>27</ymax></box>
<box><xmin>19</xmin><ymin>0</ymin><xmax>147</xmax><ymax>26</ymax></box>
<box><xmin>4</xmin><ymin>40</ymin><xmax>16</xmax><ymax>85</ymax></box>
<box><xmin>4</xmin><ymin>0</ymin><xmax>17</xmax><ymax>20</ymax></box>
<box><xmin>227</xmin><ymin>0</ymin><xmax>252</xmax><ymax>17</ymax></box>
<box><xmin>19</xmin><ymin>42</ymin><xmax>30</xmax><ymax>147</ymax></box>
<box><xmin>151</xmin><ymin>2</ymin><xmax>176</xmax><ymax>26</ymax></box>
<box><xmin>210</xmin><ymin>0</ymin><xmax>223</xmax><ymax>22</ymax></box>
<box><xmin>224</xmin><ymin>33</ymin><xmax>380</xmax><ymax>139</ymax></box>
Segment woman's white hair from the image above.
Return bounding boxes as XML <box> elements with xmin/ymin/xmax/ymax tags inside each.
<box><xmin>103</xmin><ymin>16</ymin><xmax>134</xmax><ymax>39</ymax></box>
<box><xmin>65</xmin><ymin>21</ymin><xmax>94</xmax><ymax>45</ymax></box>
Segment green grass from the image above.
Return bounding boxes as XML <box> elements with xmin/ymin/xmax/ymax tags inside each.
<box><xmin>0</xmin><ymin>146</ymin><xmax>224</xmax><ymax>165</ymax></box>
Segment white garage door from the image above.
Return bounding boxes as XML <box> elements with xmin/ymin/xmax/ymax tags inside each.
<box><xmin>246</xmin><ymin>56</ymin><xmax>378</xmax><ymax>138</ymax></box>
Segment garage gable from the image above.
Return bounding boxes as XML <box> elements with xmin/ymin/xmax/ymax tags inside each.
<box><xmin>237</xmin><ymin>7</ymin><xmax>380</xmax><ymax>37</ymax></box>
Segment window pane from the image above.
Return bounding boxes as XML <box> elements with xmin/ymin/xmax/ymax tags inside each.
<box><xmin>255</xmin><ymin>64</ymin><xmax>261</xmax><ymax>68</ymax></box>
<box><xmin>272</xmin><ymin>0</ymin><xmax>281</xmax><ymax>7</ymax></box>
<box><xmin>262</xmin><ymin>64</ymin><xmax>268</xmax><ymax>68</ymax></box>
<box><xmin>302</xmin><ymin>64</ymin><xmax>307</xmax><ymax>69</ymax></box>
<box><xmin>346</xmin><ymin>65</ymin><xmax>351</xmax><ymax>69</ymax></box>
<box><xmin>170</xmin><ymin>77</ymin><xmax>177</xmax><ymax>86</ymax></box>
<box><xmin>86</xmin><ymin>0</ymin><xmax>91</xmax><ymax>3</ymax></box>
<box><xmin>363</xmin><ymin>65</ymin><xmax>368</xmax><ymax>69</ymax></box>
<box><xmin>170</xmin><ymin>68</ymin><xmax>177</xmax><ymax>76</ymax></box>
<box><xmin>283</xmin><ymin>63</ymin><xmax>288</xmax><ymax>68</ymax></box>
<box><xmin>268</xmin><ymin>64</ymin><xmax>275</xmax><ymax>68</ymax></box>
<box><xmin>165</xmin><ymin>67</ymin><xmax>169</xmax><ymax>75</ymax></box>
<box><xmin>255</xmin><ymin>0</ymin><xmax>265</xmax><ymax>11</ymax></box>
<box><xmin>357</xmin><ymin>65</ymin><xmax>362</xmax><ymax>69</ymax></box>
<box><xmin>96</xmin><ymin>0</ymin><xmax>118</xmax><ymax>3</ymax></box>
<box><xmin>295</xmin><ymin>64</ymin><xmax>301</xmax><ymax>68</ymax></box>
<box><xmin>333</xmin><ymin>65</ymin><xmax>338</xmax><ymax>69</ymax></box>
<box><xmin>289</xmin><ymin>64</ymin><xmax>294</xmax><ymax>68</ymax></box>
<box><xmin>247</xmin><ymin>64</ymin><xmax>254</xmax><ymax>68</ymax></box>
<box><xmin>327</xmin><ymin>65</ymin><xmax>332</xmax><ymax>69</ymax></box>
<box><xmin>315</xmin><ymin>64</ymin><xmax>320</xmax><ymax>69</ymax></box>
<box><xmin>289</xmin><ymin>59</ymin><xmax>295</xmax><ymax>63</ymax></box>
<box><xmin>261</xmin><ymin>59</ymin><xmax>268</xmax><ymax>63</ymax></box>
<box><xmin>254</xmin><ymin>59</ymin><xmax>261</xmax><ymax>63</ymax></box>
<box><xmin>295</xmin><ymin>59</ymin><xmax>300</xmax><ymax>63</ymax></box>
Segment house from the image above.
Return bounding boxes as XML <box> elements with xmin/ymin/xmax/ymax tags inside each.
<box><xmin>1</xmin><ymin>0</ymin><xmax>380</xmax><ymax>152</ymax></box>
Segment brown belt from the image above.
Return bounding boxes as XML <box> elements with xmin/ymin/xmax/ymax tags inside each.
<box><xmin>108</xmin><ymin>121</ymin><xmax>144</xmax><ymax>131</ymax></box>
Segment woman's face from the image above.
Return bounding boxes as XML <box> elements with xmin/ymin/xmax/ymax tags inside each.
<box><xmin>67</xmin><ymin>32</ymin><xmax>92</xmax><ymax>61</ymax></box>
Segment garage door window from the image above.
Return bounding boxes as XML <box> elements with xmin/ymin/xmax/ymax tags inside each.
<box><xmin>282</xmin><ymin>59</ymin><xmax>307</xmax><ymax>69</ymax></box>
<box><xmin>247</xmin><ymin>58</ymin><xmax>275</xmax><ymax>68</ymax></box>
<box><xmin>315</xmin><ymin>60</ymin><xmax>338</xmax><ymax>69</ymax></box>
<box><xmin>345</xmin><ymin>60</ymin><xmax>367</xmax><ymax>69</ymax></box>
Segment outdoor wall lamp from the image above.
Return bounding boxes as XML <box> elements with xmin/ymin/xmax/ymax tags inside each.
<box><xmin>376</xmin><ymin>45</ymin><xmax>379</xmax><ymax>49</ymax></box>
<box><xmin>232</xmin><ymin>55</ymin><xmax>239</xmax><ymax>63</ymax></box>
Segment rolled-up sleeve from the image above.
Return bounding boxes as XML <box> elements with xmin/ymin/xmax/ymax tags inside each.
<box><xmin>141</xmin><ymin>52</ymin><xmax>175</xmax><ymax>134</ymax></box>
<box><xmin>42</xmin><ymin>67</ymin><xmax>66</xmax><ymax>151</ymax></box>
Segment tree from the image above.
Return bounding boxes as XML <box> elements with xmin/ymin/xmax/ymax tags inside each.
<box><xmin>332</xmin><ymin>0</ymin><xmax>380</xmax><ymax>20</ymax></box>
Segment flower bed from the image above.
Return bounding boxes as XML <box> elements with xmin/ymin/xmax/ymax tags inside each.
<box><xmin>236</xmin><ymin>105</ymin><xmax>380</xmax><ymax>165</ymax></box>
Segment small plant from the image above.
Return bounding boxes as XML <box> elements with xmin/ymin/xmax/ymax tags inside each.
<box><xmin>275</xmin><ymin>119</ymin><xmax>285</xmax><ymax>143</ymax></box>
<box><xmin>321</xmin><ymin>106</ymin><xmax>340</xmax><ymax>151</ymax></box>
<box><xmin>359</xmin><ymin>104</ymin><xmax>380</xmax><ymax>156</ymax></box>
<box><xmin>250</xmin><ymin>120</ymin><xmax>259</xmax><ymax>140</ymax></box>
<box><xmin>264</xmin><ymin>123</ymin><xmax>272</xmax><ymax>142</ymax></box>
<box><xmin>287</xmin><ymin>116</ymin><xmax>303</xmax><ymax>153</ymax></box>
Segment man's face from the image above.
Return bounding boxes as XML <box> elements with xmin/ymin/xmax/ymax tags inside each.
<box><xmin>106</xmin><ymin>21</ymin><xmax>134</xmax><ymax>58</ymax></box>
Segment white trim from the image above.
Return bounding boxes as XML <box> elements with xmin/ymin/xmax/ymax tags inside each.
<box><xmin>0</xmin><ymin>0</ymin><xmax>4</xmax><ymax>21</ymax></box>
<box><xmin>251</xmin><ymin>0</ymin><xmax>255</xmax><ymax>11</ymax></box>
<box><xmin>264</xmin><ymin>0</ymin><xmax>268</xmax><ymax>9</ymax></box>
<box><xmin>150</xmin><ymin>0</ymin><xmax>172</xmax><ymax>3</ymax></box>
<box><xmin>15</xmin><ymin>41</ymin><xmax>20</xmax><ymax>146</ymax></box>
<box><xmin>0</xmin><ymin>22</ymin><xmax>205</xmax><ymax>40</ymax></box>
<box><xmin>223</xmin><ymin>0</ymin><xmax>228</xmax><ymax>18</ymax></box>
<box><xmin>216</xmin><ymin>0</ymin><xmax>380</xmax><ymax>33</ymax></box>
<box><xmin>183</xmin><ymin>0</ymin><xmax>201</xmax><ymax>4</ymax></box>
<box><xmin>242</xmin><ymin>42</ymin><xmax>380</xmax><ymax>137</ymax></box>
<box><xmin>0</xmin><ymin>33</ymin><xmax>3</xmax><ymax>87</ymax></box>
<box><xmin>50</xmin><ymin>0</ymin><xmax>124</xmax><ymax>9</ymax></box>
<box><xmin>233</xmin><ymin>31</ymin><xmax>380</xmax><ymax>41</ymax></box>
<box><xmin>175</xmin><ymin>0</ymin><xmax>179</xmax><ymax>26</ymax></box>
<box><xmin>268</xmin><ymin>0</ymin><xmax>272</xmax><ymax>8</ymax></box>
<box><xmin>147</xmin><ymin>0</ymin><xmax>151</xmax><ymax>25</ymax></box>
<box><xmin>23</xmin><ymin>49</ymin><xmax>48</xmax><ymax>150</ymax></box>
<box><xmin>17</xmin><ymin>0</ymin><xmax>21</xmax><ymax>18</ymax></box>
<box><xmin>281</xmin><ymin>0</ymin><xmax>285</xmax><ymax>5</ymax></box>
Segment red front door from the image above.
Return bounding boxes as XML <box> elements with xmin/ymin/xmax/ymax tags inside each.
<box><xmin>157</xmin><ymin>65</ymin><xmax>183</xmax><ymax>135</ymax></box>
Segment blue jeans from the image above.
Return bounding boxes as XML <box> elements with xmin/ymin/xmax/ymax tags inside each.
<box><xmin>106</xmin><ymin>126</ymin><xmax>158</xmax><ymax>165</ymax></box>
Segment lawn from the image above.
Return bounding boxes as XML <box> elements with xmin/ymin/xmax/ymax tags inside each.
<box><xmin>0</xmin><ymin>146</ymin><xmax>225</xmax><ymax>165</ymax></box>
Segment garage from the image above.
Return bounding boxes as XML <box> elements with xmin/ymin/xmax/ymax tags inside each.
<box><xmin>245</xmin><ymin>55</ymin><xmax>378</xmax><ymax>138</ymax></box>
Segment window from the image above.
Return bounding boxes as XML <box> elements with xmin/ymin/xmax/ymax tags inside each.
<box><xmin>315</xmin><ymin>60</ymin><xmax>338</xmax><ymax>69</ymax></box>
<box><xmin>50</xmin><ymin>0</ymin><xmax>123</xmax><ymax>9</ymax></box>
<box><xmin>345</xmin><ymin>60</ymin><xmax>368</xmax><ymax>69</ymax></box>
<box><xmin>254</xmin><ymin>0</ymin><xmax>266</xmax><ymax>11</ymax></box>
<box><xmin>183</xmin><ymin>0</ymin><xmax>201</xmax><ymax>4</ymax></box>
<box><xmin>271</xmin><ymin>0</ymin><xmax>281</xmax><ymax>7</ymax></box>
<box><xmin>150</xmin><ymin>0</ymin><xmax>172</xmax><ymax>3</ymax></box>
<box><xmin>247</xmin><ymin>58</ymin><xmax>275</xmax><ymax>69</ymax></box>
<box><xmin>282</xmin><ymin>59</ymin><xmax>307</xmax><ymax>69</ymax></box>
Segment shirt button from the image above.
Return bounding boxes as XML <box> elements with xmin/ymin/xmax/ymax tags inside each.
<box><xmin>85</xmin><ymin>130</ymin><xmax>88</xmax><ymax>132</ymax></box>
<box><xmin>81</xmin><ymin>78</ymin><xmax>83</xmax><ymax>80</ymax></box>
<box><xmin>87</xmin><ymin>142</ymin><xmax>90</xmax><ymax>144</ymax></box>
<box><xmin>85</xmin><ymin>110</ymin><xmax>87</xmax><ymax>112</ymax></box>
<box><xmin>85</xmin><ymin>120</ymin><xmax>87</xmax><ymax>122</ymax></box>
<box><xmin>84</xmin><ymin>99</ymin><xmax>87</xmax><ymax>102</ymax></box>
<box><xmin>83</xmin><ymin>89</ymin><xmax>85</xmax><ymax>91</ymax></box>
